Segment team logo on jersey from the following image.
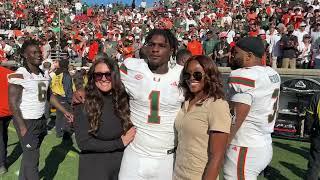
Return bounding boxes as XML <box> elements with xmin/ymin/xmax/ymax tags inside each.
<box><xmin>153</xmin><ymin>77</ymin><xmax>160</xmax><ymax>82</ymax></box>
<box><xmin>135</xmin><ymin>74</ymin><xmax>143</xmax><ymax>80</ymax></box>
<box><xmin>170</xmin><ymin>81</ymin><xmax>178</xmax><ymax>87</ymax></box>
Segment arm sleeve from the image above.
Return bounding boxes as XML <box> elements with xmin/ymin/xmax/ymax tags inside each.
<box><xmin>208</xmin><ymin>100</ymin><xmax>232</xmax><ymax>133</ymax></box>
<box><xmin>74</xmin><ymin>105</ymin><xmax>124</xmax><ymax>152</ymax></box>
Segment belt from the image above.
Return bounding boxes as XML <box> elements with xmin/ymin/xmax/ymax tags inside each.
<box><xmin>167</xmin><ymin>147</ymin><xmax>177</xmax><ymax>155</ymax></box>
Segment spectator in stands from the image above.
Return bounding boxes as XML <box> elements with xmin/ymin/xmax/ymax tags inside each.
<box><xmin>176</xmin><ymin>49</ymin><xmax>192</xmax><ymax>66</ymax></box>
<box><xmin>213</xmin><ymin>32</ymin><xmax>231</xmax><ymax>67</ymax></box>
<box><xmin>297</xmin><ymin>34</ymin><xmax>312</xmax><ymax>69</ymax></box>
<box><xmin>280</xmin><ymin>25</ymin><xmax>299</xmax><ymax>69</ymax></box>
<box><xmin>293</xmin><ymin>22</ymin><xmax>309</xmax><ymax>44</ymax></box>
<box><xmin>187</xmin><ymin>34</ymin><xmax>203</xmax><ymax>56</ymax></box>
<box><xmin>203</xmin><ymin>30</ymin><xmax>218</xmax><ymax>57</ymax></box>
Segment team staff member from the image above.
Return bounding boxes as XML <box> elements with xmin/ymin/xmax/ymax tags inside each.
<box><xmin>0</xmin><ymin>64</ymin><xmax>13</xmax><ymax>174</ymax></box>
<box><xmin>8</xmin><ymin>40</ymin><xmax>73</xmax><ymax>180</ymax></box>
<box><xmin>305</xmin><ymin>93</ymin><xmax>320</xmax><ymax>180</ymax></box>
<box><xmin>224</xmin><ymin>37</ymin><xmax>281</xmax><ymax>180</ymax></box>
<box><xmin>74</xmin><ymin>55</ymin><xmax>135</xmax><ymax>180</ymax></box>
<box><xmin>51</xmin><ymin>56</ymin><xmax>73</xmax><ymax>138</ymax></box>
<box><xmin>174</xmin><ymin>55</ymin><xmax>231</xmax><ymax>180</ymax></box>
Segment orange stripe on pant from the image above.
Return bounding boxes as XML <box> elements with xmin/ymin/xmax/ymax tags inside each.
<box><xmin>237</xmin><ymin>147</ymin><xmax>248</xmax><ymax>180</ymax></box>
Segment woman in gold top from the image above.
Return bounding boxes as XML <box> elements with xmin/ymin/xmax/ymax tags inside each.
<box><xmin>174</xmin><ymin>55</ymin><xmax>231</xmax><ymax>180</ymax></box>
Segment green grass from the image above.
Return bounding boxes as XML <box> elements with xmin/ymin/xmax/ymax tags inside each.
<box><xmin>0</xmin><ymin>122</ymin><xmax>311</xmax><ymax>180</ymax></box>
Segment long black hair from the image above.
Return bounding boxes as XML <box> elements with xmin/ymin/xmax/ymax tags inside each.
<box><xmin>85</xmin><ymin>54</ymin><xmax>132</xmax><ymax>135</ymax></box>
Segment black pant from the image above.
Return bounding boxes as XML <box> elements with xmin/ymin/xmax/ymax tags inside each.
<box><xmin>306</xmin><ymin>136</ymin><xmax>320</xmax><ymax>180</ymax></box>
<box><xmin>13</xmin><ymin>117</ymin><xmax>47</xmax><ymax>180</ymax></box>
<box><xmin>0</xmin><ymin>116</ymin><xmax>11</xmax><ymax>167</ymax></box>
<box><xmin>55</xmin><ymin>96</ymin><xmax>72</xmax><ymax>137</ymax></box>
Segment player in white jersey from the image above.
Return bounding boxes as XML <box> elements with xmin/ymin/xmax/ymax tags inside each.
<box><xmin>8</xmin><ymin>40</ymin><xmax>72</xmax><ymax>180</ymax></box>
<box><xmin>223</xmin><ymin>37</ymin><xmax>281</xmax><ymax>180</ymax></box>
<box><xmin>118</xmin><ymin>29</ymin><xmax>184</xmax><ymax>180</ymax></box>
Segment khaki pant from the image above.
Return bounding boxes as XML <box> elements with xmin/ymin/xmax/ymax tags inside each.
<box><xmin>282</xmin><ymin>58</ymin><xmax>296</xmax><ymax>69</ymax></box>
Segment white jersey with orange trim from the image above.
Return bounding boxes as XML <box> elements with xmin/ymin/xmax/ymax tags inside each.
<box><xmin>120</xmin><ymin>58</ymin><xmax>184</xmax><ymax>157</ymax></box>
<box><xmin>8</xmin><ymin>67</ymin><xmax>50</xmax><ymax>119</ymax></box>
<box><xmin>228</xmin><ymin>65</ymin><xmax>281</xmax><ymax>147</ymax></box>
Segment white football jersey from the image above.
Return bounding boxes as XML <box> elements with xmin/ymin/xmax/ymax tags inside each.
<box><xmin>120</xmin><ymin>58</ymin><xmax>184</xmax><ymax>157</ymax></box>
<box><xmin>8</xmin><ymin>67</ymin><xmax>50</xmax><ymax>119</ymax></box>
<box><xmin>228</xmin><ymin>66</ymin><xmax>281</xmax><ymax>147</ymax></box>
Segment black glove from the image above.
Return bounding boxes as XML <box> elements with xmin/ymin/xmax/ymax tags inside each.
<box><xmin>21</xmin><ymin>131</ymin><xmax>39</xmax><ymax>151</ymax></box>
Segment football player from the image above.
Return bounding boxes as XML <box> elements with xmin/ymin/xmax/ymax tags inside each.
<box><xmin>118</xmin><ymin>29</ymin><xmax>184</xmax><ymax>180</ymax></box>
<box><xmin>223</xmin><ymin>37</ymin><xmax>281</xmax><ymax>180</ymax></box>
<box><xmin>8</xmin><ymin>40</ymin><xmax>72</xmax><ymax>180</ymax></box>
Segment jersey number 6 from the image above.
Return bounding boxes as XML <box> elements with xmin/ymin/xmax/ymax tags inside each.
<box><xmin>148</xmin><ymin>91</ymin><xmax>160</xmax><ymax>124</ymax></box>
<box><xmin>38</xmin><ymin>82</ymin><xmax>47</xmax><ymax>102</ymax></box>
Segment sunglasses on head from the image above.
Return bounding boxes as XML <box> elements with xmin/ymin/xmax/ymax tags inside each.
<box><xmin>94</xmin><ymin>72</ymin><xmax>112</xmax><ymax>82</ymax></box>
<box><xmin>183</xmin><ymin>72</ymin><xmax>204</xmax><ymax>81</ymax></box>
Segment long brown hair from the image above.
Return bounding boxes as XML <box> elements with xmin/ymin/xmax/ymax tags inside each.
<box><xmin>179</xmin><ymin>55</ymin><xmax>225</xmax><ymax>101</ymax></box>
<box><xmin>85</xmin><ymin>54</ymin><xmax>132</xmax><ymax>135</ymax></box>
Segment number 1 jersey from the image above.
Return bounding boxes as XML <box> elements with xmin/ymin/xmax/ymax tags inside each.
<box><xmin>120</xmin><ymin>58</ymin><xmax>184</xmax><ymax>157</ymax></box>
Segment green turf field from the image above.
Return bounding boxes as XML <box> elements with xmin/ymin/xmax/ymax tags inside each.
<box><xmin>0</xmin><ymin>122</ymin><xmax>311</xmax><ymax>180</ymax></box>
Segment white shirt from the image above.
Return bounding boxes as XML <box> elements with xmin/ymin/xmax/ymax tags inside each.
<box><xmin>8</xmin><ymin>67</ymin><xmax>50</xmax><ymax>119</ymax></box>
<box><xmin>298</xmin><ymin>42</ymin><xmax>312</xmax><ymax>63</ymax></box>
<box><xmin>120</xmin><ymin>58</ymin><xmax>184</xmax><ymax>157</ymax></box>
<box><xmin>267</xmin><ymin>31</ymin><xmax>282</xmax><ymax>57</ymax></box>
<box><xmin>228</xmin><ymin>66</ymin><xmax>281</xmax><ymax>147</ymax></box>
<box><xmin>1</xmin><ymin>44</ymin><xmax>13</xmax><ymax>56</ymax></box>
<box><xmin>75</xmin><ymin>2</ymin><xmax>82</xmax><ymax>11</ymax></box>
<box><xmin>293</xmin><ymin>30</ymin><xmax>309</xmax><ymax>44</ymax></box>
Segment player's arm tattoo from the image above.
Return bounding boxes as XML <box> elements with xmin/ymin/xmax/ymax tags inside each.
<box><xmin>8</xmin><ymin>83</ymin><xmax>27</xmax><ymax>135</ymax></box>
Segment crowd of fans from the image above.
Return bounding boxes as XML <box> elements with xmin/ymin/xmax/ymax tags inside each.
<box><xmin>0</xmin><ymin>0</ymin><xmax>319</xmax><ymax>71</ymax></box>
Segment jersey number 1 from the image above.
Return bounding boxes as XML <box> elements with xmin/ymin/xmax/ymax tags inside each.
<box><xmin>148</xmin><ymin>91</ymin><xmax>160</xmax><ymax>124</ymax></box>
